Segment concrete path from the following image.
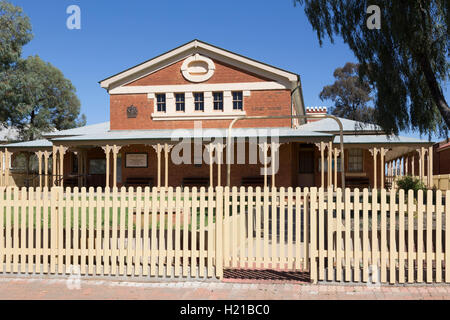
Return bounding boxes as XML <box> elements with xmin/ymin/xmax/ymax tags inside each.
<box><xmin>0</xmin><ymin>277</ymin><xmax>449</xmax><ymax>300</ymax></box>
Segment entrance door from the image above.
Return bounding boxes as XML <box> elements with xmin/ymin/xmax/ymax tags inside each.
<box><xmin>298</xmin><ymin>145</ymin><xmax>315</xmax><ymax>188</ymax></box>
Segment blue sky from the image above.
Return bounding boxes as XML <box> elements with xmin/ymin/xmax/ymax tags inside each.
<box><xmin>12</xmin><ymin>0</ymin><xmax>448</xmax><ymax>141</ymax></box>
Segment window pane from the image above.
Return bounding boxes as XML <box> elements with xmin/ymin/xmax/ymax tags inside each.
<box><xmin>232</xmin><ymin>91</ymin><xmax>243</xmax><ymax>110</ymax></box>
<box><xmin>194</xmin><ymin>93</ymin><xmax>204</xmax><ymax>111</ymax></box>
<box><xmin>89</xmin><ymin>159</ymin><xmax>106</xmax><ymax>174</ymax></box>
<box><xmin>213</xmin><ymin>92</ymin><xmax>223</xmax><ymax>110</ymax></box>
<box><xmin>348</xmin><ymin>149</ymin><xmax>363</xmax><ymax>172</ymax></box>
<box><xmin>176</xmin><ymin>93</ymin><xmax>185</xmax><ymax>111</ymax></box>
<box><xmin>176</xmin><ymin>93</ymin><xmax>185</xmax><ymax>102</ymax></box>
<box><xmin>156</xmin><ymin>94</ymin><xmax>166</xmax><ymax>112</ymax></box>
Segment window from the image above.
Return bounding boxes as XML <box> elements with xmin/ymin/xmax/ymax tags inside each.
<box><xmin>175</xmin><ymin>93</ymin><xmax>185</xmax><ymax>112</ymax></box>
<box><xmin>89</xmin><ymin>159</ymin><xmax>106</xmax><ymax>174</ymax></box>
<box><xmin>318</xmin><ymin>158</ymin><xmax>342</xmax><ymax>172</ymax></box>
<box><xmin>232</xmin><ymin>91</ymin><xmax>243</xmax><ymax>110</ymax></box>
<box><xmin>11</xmin><ymin>153</ymin><xmax>27</xmax><ymax>172</ymax></box>
<box><xmin>213</xmin><ymin>92</ymin><xmax>223</xmax><ymax>111</ymax></box>
<box><xmin>194</xmin><ymin>92</ymin><xmax>204</xmax><ymax>111</ymax></box>
<box><xmin>348</xmin><ymin>149</ymin><xmax>364</xmax><ymax>172</ymax></box>
<box><xmin>72</xmin><ymin>154</ymin><xmax>78</xmax><ymax>174</ymax></box>
<box><xmin>156</xmin><ymin>94</ymin><xmax>166</xmax><ymax>112</ymax></box>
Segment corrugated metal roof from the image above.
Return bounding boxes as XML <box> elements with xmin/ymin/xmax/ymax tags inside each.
<box><xmin>1</xmin><ymin>139</ymin><xmax>52</xmax><ymax>148</ymax></box>
<box><xmin>43</xmin><ymin>122</ymin><xmax>110</xmax><ymax>138</ymax></box>
<box><xmin>297</xmin><ymin>117</ymin><xmax>382</xmax><ymax>132</ymax></box>
<box><xmin>52</xmin><ymin>127</ymin><xmax>333</xmax><ymax>142</ymax></box>
<box><xmin>332</xmin><ymin>135</ymin><xmax>430</xmax><ymax>144</ymax></box>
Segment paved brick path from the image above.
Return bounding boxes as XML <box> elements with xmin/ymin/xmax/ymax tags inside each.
<box><xmin>0</xmin><ymin>277</ymin><xmax>449</xmax><ymax>300</ymax></box>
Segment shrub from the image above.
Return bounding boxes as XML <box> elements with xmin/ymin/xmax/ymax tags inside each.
<box><xmin>396</xmin><ymin>175</ymin><xmax>427</xmax><ymax>194</ymax></box>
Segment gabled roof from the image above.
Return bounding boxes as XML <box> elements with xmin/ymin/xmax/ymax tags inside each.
<box><xmin>99</xmin><ymin>39</ymin><xmax>300</xmax><ymax>90</ymax></box>
<box><xmin>43</xmin><ymin>122</ymin><xmax>110</xmax><ymax>138</ymax></box>
<box><xmin>297</xmin><ymin>117</ymin><xmax>382</xmax><ymax>133</ymax></box>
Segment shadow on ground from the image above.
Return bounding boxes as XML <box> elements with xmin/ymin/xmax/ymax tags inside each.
<box><xmin>223</xmin><ymin>269</ymin><xmax>310</xmax><ymax>283</ymax></box>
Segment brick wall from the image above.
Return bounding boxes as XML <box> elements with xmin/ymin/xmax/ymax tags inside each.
<box><xmin>311</xmin><ymin>148</ymin><xmax>379</xmax><ymax>189</ymax></box>
<box><xmin>62</xmin><ymin>143</ymin><xmax>295</xmax><ymax>188</ymax></box>
<box><xmin>434</xmin><ymin>147</ymin><xmax>450</xmax><ymax>175</ymax></box>
<box><xmin>126</xmin><ymin>58</ymin><xmax>270</xmax><ymax>86</ymax></box>
<box><xmin>60</xmin><ymin>144</ymin><xmax>388</xmax><ymax>190</ymax></box>
<box><xmin>109</xmin><ymin>89</ymin><xmax>292</xmax><ymax>130</ymax></box>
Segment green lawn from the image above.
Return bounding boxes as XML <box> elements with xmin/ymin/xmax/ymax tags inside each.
<box><xmin>1</xmin><ymin>206</ymin><xmax>217</xmax><ymax>231</ymax></box>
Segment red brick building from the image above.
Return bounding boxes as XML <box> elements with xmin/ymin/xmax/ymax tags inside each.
<box><xmin>433</xmin><ymin>139</ymin><xmax>450</xmax><ymax>175</ymax></box>
<box><xmin>0</xmin><ymin>40</ymin><xmax>434</xmax><ymax>190</ymax></box>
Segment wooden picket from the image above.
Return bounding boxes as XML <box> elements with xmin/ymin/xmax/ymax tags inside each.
<box><xmin>308</xmin><ymin>187</ymin><xmax>450</xmax><ymax>284</ymax></box>
<box><xmin>0</xmin><ymin>186</ymin><xmax>448</xmax><ymax>284</ymax></box>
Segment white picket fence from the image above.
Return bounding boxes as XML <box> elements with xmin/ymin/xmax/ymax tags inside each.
<box><xmin>0</xmin><ymin>186</ymin><xmax>449</xmax><ymax>284</ymax></box>
<box><xmin>309</xmin><ymin>188</ymin><xmax>450</xmax><ymax>284</ymax></box>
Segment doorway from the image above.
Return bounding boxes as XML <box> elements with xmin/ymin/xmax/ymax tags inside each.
<box><xmin>298</xmin><ymin>144</ymin><xmax>315</xmax><ymax>187</ymax></box>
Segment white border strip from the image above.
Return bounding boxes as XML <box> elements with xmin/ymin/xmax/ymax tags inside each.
<box><xmin>109</xmin><ymin>81</ymin><xmax>287</xmax><ymax>95</ymax></box>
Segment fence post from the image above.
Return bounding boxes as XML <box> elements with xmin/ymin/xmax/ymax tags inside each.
<box><xmin>57</xmin><ymin>186</ymin><xmax>65</xmax><ymax>275</ymax></box>
<box><xmin>310</xmin><ymin>187</ymin><xmax>318</xmax><ymax>283</ymax></box>
<box><xmin>50</xmin><ymin>187</ymin><xmax>58</xmax><ymax>274</ymax></box>
<box><xmin>446</xmin><ymin>191</ymin><xmax>450</xmax><ymax>283</ymax></box>
<box><xmin>215</xmin><ymin>186</ymin><xmax>224</xmax><ymax>279</ymax></box>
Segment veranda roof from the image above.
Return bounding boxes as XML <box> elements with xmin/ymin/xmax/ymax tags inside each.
<box><xmin>0</xmin><ymin>139</ymin><xmax>53</xmax><ymax>151</ymax></box>
<box><xmin>297</xmin><ymin>117</ymin><xmax>382</xmax><ymax>133</ymax></box>
<box><xmin>332</xmin><ymin>135</ymin><xmax>431</xmax><ymax>145</ymax></box>
<box><xmin>42</xmin><ymin>122</ymin><xmax>110</xmax><ymax>138</ymax></box>
<box><xmin>50</xmin><ymin>127</ymin><xmax>333</xmax><ymax>144</ymax></box>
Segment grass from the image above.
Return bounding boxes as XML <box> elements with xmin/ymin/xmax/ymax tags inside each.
<box><xmin>1</xmin><ymin>206</ymin><xmax>215</xmax><ymax>232</ymax></box>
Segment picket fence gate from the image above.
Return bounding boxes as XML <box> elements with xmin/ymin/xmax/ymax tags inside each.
<box><xmin>0</xmin><ymin>186</ymin><xmax>449</xmax><ymax>284</ymax></box>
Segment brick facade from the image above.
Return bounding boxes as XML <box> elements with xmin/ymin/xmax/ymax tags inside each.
<box><xmin>60</xmin><ymin>143</ymin><xmax>382</xmax><ymax>189</ymax></box>
<box><xmin>126</xmin><ymin>58</ymin><xmax>270</xmax><ymax>86</ymax></box>
<box><xmin>434</xmin><ymin>144</ymin><xmax>450</xmax><ymax>175</ymax></box>
<box><xmin>109</xmin><ymin>90</ymin><xmax>292</xmax><ymax>130</ymax></box>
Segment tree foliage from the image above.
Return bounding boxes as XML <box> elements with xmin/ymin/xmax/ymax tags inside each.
<box><xmin>320</xmin><ymin>62</ymin><xmax>375</xmax><ymax>124</ymax></box>
<box><xmin>9</xmin><ymin>56</ymin><xmax>86</xmax><ymax>141</ymax></box>
<box><xmin>0</xmin><ymin>0</ymin><xmax>32</xmax><ymax>70</ymax></box>
<box><xmin>0</xmin><ymin>0</ymin><xmax>85</xmax><ymax>141</ymax></box>
<box><xmin>295</xmin><ymin>0</ymin><xmax>449</xmax><ymax>137</ymax></box>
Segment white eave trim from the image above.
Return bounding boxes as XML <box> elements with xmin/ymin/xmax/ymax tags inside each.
<box><xmin>196</xmin><ymin>42</ymin><xmax>298</xmax><ymax>81</ymax></box>
<box><xmin>109</xmin><ymin>81</ymin><xmax>288</xmax><ymax>95</ymax></box>
<box><xmin>151</xmin><ymin>111</ymin><xmax>246</xmax><ymax>121</ymax></box>
<box><xmin>100</xmin><ymin>42</ymin><xmax>194</xmax><ymax>89</ymax></box>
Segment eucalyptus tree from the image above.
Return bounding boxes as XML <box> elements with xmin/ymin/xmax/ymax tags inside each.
<box><xmin>295</xmin><ymin>0</ymin><xmax>449</xmax><ymax>137</ymax></box>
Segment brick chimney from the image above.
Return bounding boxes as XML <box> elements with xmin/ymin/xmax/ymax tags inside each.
<box><xmin>305</xmin><ymin>106</ymin><xmax>328</xmax><ymax>123</ymax></box>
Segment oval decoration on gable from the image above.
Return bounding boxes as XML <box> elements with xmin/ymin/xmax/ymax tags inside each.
<box><xmin>181</xmin><ymin>54</ymin><xmax>215</xmax><ymax>83</ymax></box>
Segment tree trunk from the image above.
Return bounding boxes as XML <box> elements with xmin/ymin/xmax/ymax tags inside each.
<box><xmin>29</xmin><ymin>110</ymin><xmax>35</xmax><ymax>141</ymax></box>
<box><xmin>417</xmin><ymin>54</ymin><xmax>450</xmax><ymax>129</ymax></box>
